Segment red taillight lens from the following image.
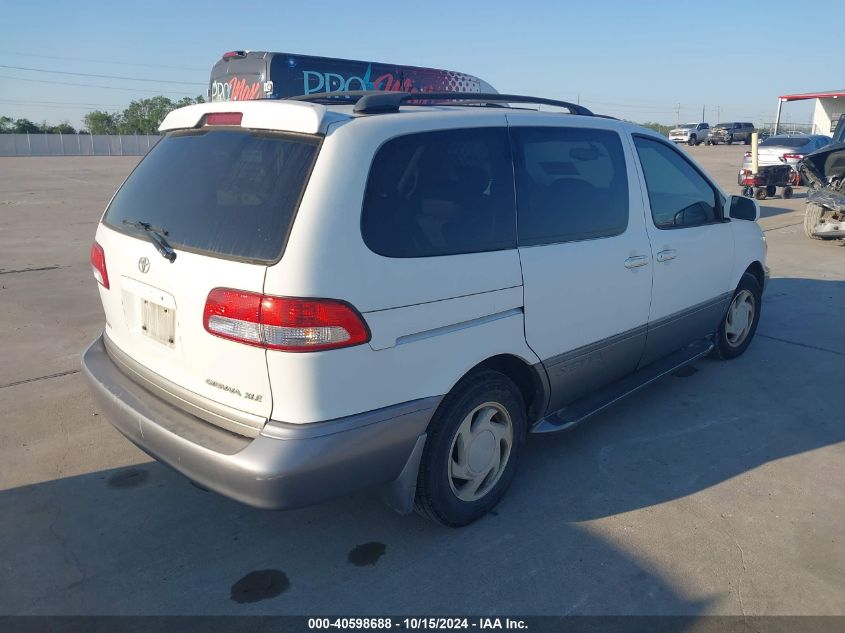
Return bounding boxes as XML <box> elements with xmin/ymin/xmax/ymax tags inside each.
<box><xmin>222</xmin><ymin>50</ymin><xmax>246</xmax><ymax>60</ymax></box>
<box><xmin>203</xmin><ymin>112</ymin><xmax>242</xmax><ymax>126</ymax></box>
<box><xmin>783</xmin><ymin>153</ymin><xmax>803</xmax><ymax>160</ymax></box>
<box><xmin>90</xmin><ymin>241</ymin><xmax>109</xmax><ymax>289</ymax></box>
<box><xmin>203</xmin><ymin>289</ymin><xmax>370</xmax><ymax>352</ymax></box>
<box><xmin>744</xmin><ymin>152</ymin><xmax>752</xmax><ymax>157</ymax></box>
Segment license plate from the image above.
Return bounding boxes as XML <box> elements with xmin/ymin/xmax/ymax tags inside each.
<box><xmin>140</xmin><ymin>299</ymin><xmax>176</xmax><ymax>346</ymax></box>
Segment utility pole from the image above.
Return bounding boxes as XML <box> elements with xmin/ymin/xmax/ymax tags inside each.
<box><xmin>702</xmin><ymin>104</ymin><xmax>705</xmax><ymax>122</ymax></box>
<box><xmin>676</xmin><ymin>103</ymin><xmax>681</xmax><ymax>125</ymax></box>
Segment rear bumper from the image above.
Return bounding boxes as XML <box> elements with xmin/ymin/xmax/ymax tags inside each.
<box><xmin>81</xmin><ymin>334</ymin><xmax>438</xmax><ymax>510</ymax></box>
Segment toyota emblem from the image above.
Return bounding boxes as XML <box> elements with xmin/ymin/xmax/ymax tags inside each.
<box><xmin>138</xmin><ymin>257</ymin><xmax>150</xmax><ymax>273</ymax></box>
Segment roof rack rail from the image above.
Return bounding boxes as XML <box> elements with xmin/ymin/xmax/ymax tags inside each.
<box><xmin>289</xmin><ymin>91</ymin><xmax>594</xmax><ymax>116</ymax></box>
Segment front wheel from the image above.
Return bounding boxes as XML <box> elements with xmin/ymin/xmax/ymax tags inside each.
<box><xmin>688</xmin><ymin>135</ymin><xmax>697</xmax><ymax>146</ymax></box>
<box><xmin>414</xmin><ymin>370</ymin><xmax>526</xmax><ymax>527</ymax></box>
<box><xmin>727</xmin><ymin>135</ymin><xmax>734</xmax><ymax>145</ymax></box>
<box><xmin>804</xmin><ymin>203</ymin><xmax>827</xmax><ymax>239</ymax></box>
<box><xmin>712</xmin><ymin>273</ymin><xmax>762</xmax><ymax>360</ymax></box>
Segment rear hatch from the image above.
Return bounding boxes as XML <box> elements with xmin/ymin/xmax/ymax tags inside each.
<box><xmin>94</xmin><ymin>123</ymin><xmax>320</xmax><ymax>436</ymax></box>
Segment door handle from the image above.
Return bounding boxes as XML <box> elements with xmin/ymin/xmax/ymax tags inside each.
<box><xmin>624</xmin><ymin>255</ymin><xmax>650</xmax><ymax>269</ymax></box>
<box><xmin>656</xmin><ymin>249</ymin><xmax>677</xmax><ymax>262</ymax></box>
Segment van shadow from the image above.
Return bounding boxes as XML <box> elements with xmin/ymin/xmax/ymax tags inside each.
<box><xmin>1</xmin><ymin>277</ymin><xmax>842</xmax><ymax>618</ymax></box>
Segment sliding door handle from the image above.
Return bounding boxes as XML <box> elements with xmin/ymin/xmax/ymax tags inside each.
<box><xmin>656</xmin><ymin>249</ymin><xmax>677</xmax><ymax>262</ymax></box>
<box><xmin>624</xmin><ymin>255</ymin><xmax>650</xmax><ymax>269</ymax></box>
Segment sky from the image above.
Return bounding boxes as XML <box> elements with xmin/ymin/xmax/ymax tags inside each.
<box><xmin>0</xmin><ymin>0</ymin><xmax>835</xmax><ymax>130</ymax></box>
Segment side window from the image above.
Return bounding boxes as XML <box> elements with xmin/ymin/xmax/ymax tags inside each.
<box><xmin>511</xmin><ymin>126</ymin><xmax>629</xmax><ymax>246</ymax></box>
<box><xmin>361</xmin><ymin>128</ymin><xmax>516</xmax><ymax>258</ymax></box>
<box><xmin>633</xmin><ymin>136</ymin><xmax>719</xmax><ymax>229</ymax></box>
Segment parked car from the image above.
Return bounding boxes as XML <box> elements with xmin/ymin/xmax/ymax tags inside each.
<box><xmin>708</xmin><ymin>122</ymin><xmax>755</xmax><ymax>145</ymax></box>
<box><xmin>669</xmin><ymin>122</ymin><xmax>710</xmax><ymax>145</ymax></box>
<box><xmin>82</xmin><ymin>92</ymin><xmax>767</xmax><ymax>526</ymax></box>
<box><xmin>739</xmin><ymin>134</ymin><xmax>832</xmax><ymax>184</ymax></box>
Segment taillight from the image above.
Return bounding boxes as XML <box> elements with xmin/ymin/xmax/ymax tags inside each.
<box><xmin>783</xmin><ymin>153</ymin><xmax>803</xmax><ymax>160</ymax></box>
<box><xmin>203</xmin><ymin>112</ymin><xmax>242</xmax><ymax>126</ymax></box>
<box><xmin>222</xmin><ymin>50</ymin><xmax>246</xmax><ymax>61</ymax></box>
<box><xmin>203</xmin><ymin>288</ymin><xmax>370</xmax><ymax>352</ymax></box>
<box><xmin>90</xmin><ymin>241</ymin><xmax>109</xmax><ymax>289</ymax></box>
<box><xmin>744</xmin><ymin>152</ymin><xmax>752</xmax><ymax>157</ymax></box>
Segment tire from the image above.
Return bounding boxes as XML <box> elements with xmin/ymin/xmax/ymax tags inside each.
<box><xmin>744</xmin><ymin>136</ymin><xmax>752</xmax><ymax>145</ymax></box>
<box><xmin>804</xmin><ymin>203</ymin><xmax>827</xmax><ymax>239</ymax></box>
<box><xmin>727</xmin><ymin>135</ymin><xmax>734</xmax><ymax>145</ymax></box>
<box><xmin>741</xmin><ymin>186</ymin><xmax>754</xmax><ymax>198</ymax></box>
<box><xmin>712</xmin><ymin>273</ymin><xmax>762</xmax><ymax>360</ymax></box>
<box><xmin>766</xmin><ymin>185</ymin><xmax>777</xmax><ymax>198</ymax></box>
<box><xmin>688</xmin><ymin>135</ymin><xmax>697</xmax><ymax>146</ymax></box>
<box><xmin>782</xmin><ymin>186</ymin><xmax>793</xmax><ymax>199</ymax></box>
<box><xmin>414</xmin><ymin>370</ymin><xmax>526</xmax><ymax>527</ymax></box>
<box><xmin>755</xmin><ymin>187</ymin><xmax>767</xmax><ymax>200</ymax></box>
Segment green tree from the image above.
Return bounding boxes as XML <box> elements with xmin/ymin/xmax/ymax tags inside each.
<box><xmin>83</xmin><ymin>110</ymin><xmax>119</xmax><ymax>135</ymax></box>
<box><xmin>49</xmin><ymin>121</ymin><xmax>77</xmax><ymax>134</ymax></box>
<box><xmin>0</xmin><ymin>115</ymin><xmax>14</xmax><ymax>133</ymax></box>
<box><xmin>13</xmin><ymin>118</ymin><xmax>40</xmax><ymax>133</ymax></box>
<box><xmin>174</xmin><ymin>95</ymin><xmax>206</xmax><ymax>109</ymax></box>
<box><xmin>118</xmin><ymin>96</ymin><xmax>175</xmax><ymax>134</ymax></box>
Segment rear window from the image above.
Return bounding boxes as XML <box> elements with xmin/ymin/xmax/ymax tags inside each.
<box><xmin>760</xmin><ymin>136</ymin><xmax>810</xmax><ymax>148</ymax></box>
<box><xmin>361</xmin><ymin>128</ymin><xmax>516</xmax><ymax>258</ymax></box>
<box><xmin>103</xmin><ymin>130</ymin><xmax>319</xmax><ymax>263</ymax></box>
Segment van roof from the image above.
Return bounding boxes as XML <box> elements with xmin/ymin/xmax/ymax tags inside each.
<box><xmin>159</xmin><ymin>91</ymin><xmax>635</xmax><ymax>136</ymax></box>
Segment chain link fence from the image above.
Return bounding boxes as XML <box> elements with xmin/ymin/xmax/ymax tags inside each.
<box><xmin>0</xmin><ymin>134</ymin><xmax>161</xmax><ymax>157</ymax></box>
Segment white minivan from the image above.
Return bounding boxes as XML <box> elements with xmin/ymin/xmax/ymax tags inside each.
<box><xmin>82</xmin><ymin>92</ymin><xmax>767</xmax><ymax>526</ymax></box>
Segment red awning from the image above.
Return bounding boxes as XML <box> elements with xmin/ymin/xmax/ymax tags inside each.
<box><xmin>779</xmin><ymin>91</ymin><xmax>845</xmax><ymax>102</ymax></box>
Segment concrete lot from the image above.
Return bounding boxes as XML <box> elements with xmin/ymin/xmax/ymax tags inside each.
<box><xmin>0</xmin><ymin>146</ymin><xmax>843</xmax><ymax>616</ymax></box>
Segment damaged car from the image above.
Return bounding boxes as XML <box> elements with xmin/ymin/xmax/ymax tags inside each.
<box><xmin>799</xmin><ymin>126</ymin><xmax>845</xmax><ymax>240</ymax></box>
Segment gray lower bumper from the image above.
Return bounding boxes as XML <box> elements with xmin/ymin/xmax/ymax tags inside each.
<box><xmin>81</xmin><ymin>334</ymin><xmax>438</xmax><ymax>511</ymax></box>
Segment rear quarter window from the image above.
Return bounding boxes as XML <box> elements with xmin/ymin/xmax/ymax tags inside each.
<box><xmin>361</xmin><ymin>128</ymin><xmax>516</xmax><ymax>258</ymax></box>
<box><xmin>103</xmin><ymin>129</ymin><xmax>320</xmax><ymax>263</ymax></box>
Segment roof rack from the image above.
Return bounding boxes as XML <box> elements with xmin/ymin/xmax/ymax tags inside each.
<box><xmin>288</xmin><ymin>91</ymin><xmax>594</xmax><ymax>116</ymax></box>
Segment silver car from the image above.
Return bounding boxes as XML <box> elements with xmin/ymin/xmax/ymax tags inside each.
<box><xmin>740</xmin><ymin>134</ymin><xmax>831</xmax><ymax>181</ymax></box>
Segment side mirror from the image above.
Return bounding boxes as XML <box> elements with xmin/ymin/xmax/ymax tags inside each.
<box><xmin>728</xmin><ymin>194</ymin><xmax>760</xmax><ymax>221</ymax></box>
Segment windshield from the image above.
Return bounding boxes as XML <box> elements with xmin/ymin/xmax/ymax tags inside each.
<box><xmin>103</xmin><ymin>129</ymin><xmax>320</xmax><ymax>263</ymax></box>
<box><xmin>760</xmin><ymin>137</ymin><xmax>811</xmax><ymax>148</ymax></box>
<box><xmin>677</xmin><ymin>124</ymin><xmax>695</xmax><ymax>129</ymax></box>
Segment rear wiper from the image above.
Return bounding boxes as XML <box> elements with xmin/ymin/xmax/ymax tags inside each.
<box><xmin>123</xmin><ymin>219</ymin><xmax>177</xmax><ymax>263</ymax></box>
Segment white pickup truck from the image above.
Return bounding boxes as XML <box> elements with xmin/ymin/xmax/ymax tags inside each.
<box><xmin>669</xmin><ymin>122</ymin><xmax>710</xmax><ymax>146</ymax></box>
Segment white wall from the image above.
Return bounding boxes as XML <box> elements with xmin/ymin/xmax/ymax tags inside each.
<box><xmin>812</xmin><ymin>98</ymin><xmax>845</xmax><ymax>135</ymax></box>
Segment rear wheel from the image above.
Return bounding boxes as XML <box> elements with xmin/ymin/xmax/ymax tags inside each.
<box><xmin>755</xmin><ymin>187</ymin><xmax>767</xmax><ymax>200</ymax></box>
<box><xmin>712</xmin><ymin>273</ymin><xmax>762</xmax><ymax>360</ymax></box>
<box><xmin>783</xmin><ymin>186</ymin><xmax>793</xmax><ymax>199</ymax></box>
<box><xmin>414</xmin><ymin>370</ymin><xmax>526</xmax><ymax>527</ymax></box>
<box><xmin>804</xmin><ymin>203</ymin><xmax>827</xmax><ymax>239</ymax></box>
